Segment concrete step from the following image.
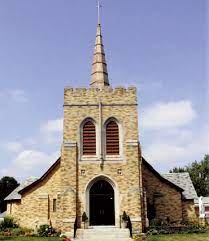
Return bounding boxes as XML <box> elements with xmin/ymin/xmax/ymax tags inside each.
<box><xmin>75</xmin><ymin>237</ymin><xmax>133</xmax><ymax>241</ymax></box>
<box><xmin>76</xmin><ymin>227</ymin><xmax>132</xmax><ymax>240</ymax></box>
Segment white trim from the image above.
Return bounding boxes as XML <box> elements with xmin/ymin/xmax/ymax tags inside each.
<box><xmin>84</xmin><ymin>175</ymin><xmax>120</xmax><ymax>227</ymax></box>
<box><xmin>126</xmin><ymin>140</ymin><xmax>139</xmax><ymax>146</ymax></box>
<box><xmin>64</xmin><ymin>141</ymin><xmax>77</xmax><ymax>147</ymax></box>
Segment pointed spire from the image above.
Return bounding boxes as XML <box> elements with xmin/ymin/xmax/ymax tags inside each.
<box><xmin>90</xmin><ymin>1</ymin><xmax>109</xmax><ymax>89</ymax></box>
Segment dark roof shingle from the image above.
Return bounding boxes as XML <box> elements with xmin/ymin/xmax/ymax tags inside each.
<box><xmin>162</xmin><ymin>173</ymin><xmax>198</xmax><ymax>200</ymax></box>
<box><xmin>4</xmin><ymin>177</ymin><xmax>38</xmax><ymax>201</ymax></box>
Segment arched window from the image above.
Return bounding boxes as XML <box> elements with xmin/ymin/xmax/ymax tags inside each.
<box><xmin>106</xmin><ymin>120</ymin><xmax>119</xmax><ymax>155</ymax></box>
<box><xmin>82</xmin><ymin>120</ymin><xmax>96</xmax><ymax>155</ymax></box>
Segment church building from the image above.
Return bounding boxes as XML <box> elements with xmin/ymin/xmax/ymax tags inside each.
<box><xmin>5</xmin><ymin>8</ymin><xmax>198</xmax><ymax>236</ymax></box>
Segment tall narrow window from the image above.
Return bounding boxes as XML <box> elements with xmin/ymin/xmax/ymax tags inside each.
<box><xmin>82</xmin><ymin>120</ymin><xmax>96</xmax><ymax>155</ymax></box>
<box><xmin>53</xmin><ymin>199</ymin><xmax>57</xmax><ymax>212</ymax></box>
<box><xmin>106</xmin><ymin>120</ymin><xmax>119</xmax><ymax>155</ymax></box>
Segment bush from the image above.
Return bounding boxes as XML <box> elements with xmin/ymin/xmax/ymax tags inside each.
<box><xmin>122</xmin><ymin>211</ymin><xmax>128</xmax><ymax>221</ymax></box>
<box><xmin>82</xmin><ymin>212</ymin><xmax>88</xmax><ymax>222</ymax></box>
<box><xmin>20</xmin><ymin>227</ymin><xmax>34</xmax><ymax>236</ymax></box>
<box><xmin>149</xmin><ymin>218</ymin><xmax>162</xmax><ymax>228</ymax></box>
<box><xmin>10</xmin><ymin>228</ymin><xmax>22</xmax><ymax>236</ymax></box>
<box><xmin>37</xmin><ymin>224</ymin><xmax>57</xmax><ymax>237</ymax></box>
<box><xmin>147</xmin><ymin>220</ymin><xmax>208</xmax><ymax>235</ymax></box>
<box><xmin>0</xmin><ymin>216</ymin><xmax>18</xmax><ymax>231</ymax></box>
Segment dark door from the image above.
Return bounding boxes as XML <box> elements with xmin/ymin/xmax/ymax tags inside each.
<box><xmin>90</xmin><ymin>180</ymin><xmax>115</xmax><ymax>226</ymax></box>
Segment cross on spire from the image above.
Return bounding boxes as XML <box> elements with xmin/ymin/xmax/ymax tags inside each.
<box><xmin>97</xmin><ymin>0</ymin><xmax>102</xmax><ymax>24</ymax></box>
<box><xmin>90</xmin><ymin>0</ymin><xmax>110</xmax><ymax>89</ymax></box>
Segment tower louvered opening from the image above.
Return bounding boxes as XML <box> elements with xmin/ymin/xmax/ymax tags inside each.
<box><xmin>106</xmin><ymin>120</ymin><xmax>119</xmax><ymax>155</ymax></box>
<box><xmin>83</xmin><ymin>121</ymin><xmax>96</xmax><ymax>155</ymax></box>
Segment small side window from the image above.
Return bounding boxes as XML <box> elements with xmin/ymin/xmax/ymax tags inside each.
<box><xmin>53</xmin><ymin>199</ymin><xmax>57</xmax><ymax>212</ymax></box>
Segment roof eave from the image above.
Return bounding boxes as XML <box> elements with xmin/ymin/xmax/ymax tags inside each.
<box><xmin>19</xmin><ymin>157</ymin><xmax>61</xmax><ymax>195</ymax></box>
<box><xmin>142</xmin><ymin>157</ymin><xmax>184</xmax><ymax>193</ymax></box>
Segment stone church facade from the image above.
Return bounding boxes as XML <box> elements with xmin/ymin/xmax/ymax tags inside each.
<box><xmin>5</xmin><ymin>20</ymin><xmax>198</xmax><ymax>234</ymax></box>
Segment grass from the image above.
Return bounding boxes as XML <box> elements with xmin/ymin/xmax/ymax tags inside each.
<box><xmin>0</xmin><ymin>234</ymin><xmax>209</xmax><ymax>241</ymax></box>
<box><xmin>0</xmin><ymin>238</ymin><xmax>60</xmax><ymax>241</ymax></box>
<box><xmin>148</xmin><ymin>233</ymin><xmax>209</xmax><ymax>241</ymax></box>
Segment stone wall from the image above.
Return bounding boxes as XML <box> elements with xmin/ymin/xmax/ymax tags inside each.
<box><xmin>8</xmin><ymin>162</ymin><xmax>61</xmax><ymax>230</ymax></box>
<box><xmin>182</xmin><ymin>200</ymin><xmax>197</xmax><ymax>222</ymax></box>
<box><xmin>61</xmin><ymin>86</ymin><xmax>143</xmax><ymax>232</ymax></box>
<box><xmin>5</xmin><ymin>86</ymin><xmax>143</xmax><ymax>233</ymax></box>
<box><xmin>142</xmin><ymin>162</ymin><xmax>183</xmax><ymax>223</ymax></box>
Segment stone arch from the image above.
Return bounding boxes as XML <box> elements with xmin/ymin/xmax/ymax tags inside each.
<box><xmin>85</xmin><ymin>175</ymin><xmax>120</xmax><ymax>226</ymax></box>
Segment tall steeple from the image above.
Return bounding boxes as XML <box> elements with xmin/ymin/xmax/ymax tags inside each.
<box><xmin>90</xmin><ymin>0</ymin><xmax>110</xmax><ymax>89</ymax></box>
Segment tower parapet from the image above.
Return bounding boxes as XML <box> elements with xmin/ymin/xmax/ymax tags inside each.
<box><xmin>64</xmin><ymin>86</ymin><xmax>137</xmax><ymax>106</ymax></box>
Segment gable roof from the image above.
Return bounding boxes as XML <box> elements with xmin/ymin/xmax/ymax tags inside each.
<box><xmin>162</xmin><ymin>173</ymin><xmax>198</xmax><ymax>200</ymax></box>
<box><xmin>142</xmin><ymin>157</ymin><xmax>184</xmax><ymax>192</ymax></box>
<box><xmin>19</xmin><ymin>157</ymin><xmax>61</xmax><ymax>195</ymax></box>
<box><xmin>5</xmin><ymin>157</ymin><xmax>61</xmax><ymax>201</ymax></box>
<box><xmin>4</xmin><ymin>177</ymin><xmax>38</xmax><ymax>201</ymax></box>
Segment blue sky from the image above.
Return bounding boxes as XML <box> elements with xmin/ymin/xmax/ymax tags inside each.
<box><xmin>0</xmin><ymin>0</ymin><xmax>208</xmax><ymax>180</ymax></box>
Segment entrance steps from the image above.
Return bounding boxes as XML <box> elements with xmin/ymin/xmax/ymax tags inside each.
<box><xmin>75</xmin><ymin>227</ymin><xmax>132</xmax><ymax>240</ymax></box>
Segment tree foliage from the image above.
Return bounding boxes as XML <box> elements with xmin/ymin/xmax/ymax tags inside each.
<box><xmin>0</xmin><ymin>176</ymin><xmax>19</xmax><ymax>213</ymax></box>
<box><xmin>170</xmin><ymin>155</ymin><xmax>209</xmax><ymax>197</ymax></box>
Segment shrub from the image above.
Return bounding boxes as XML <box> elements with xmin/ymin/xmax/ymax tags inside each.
<box><xmin>147</xmin><ymin>220</ymin><xmax>208</xmax><ymax>235</ymax></box>
<box><xmin>149</xmin><ymin>218</ymin><xmax>162</xmax><ymax>228</ymax></box>
<box><xmin>37</xmin><ymin>224</ymin><xmax>57</xmax><ymax>237</ymax></box>
<box><xmin>82</xmin><ymin>212</ymin><xmax>88</xmax><ymax>222</ymax></box>
<box><xmin>21</xmin><ymin>227</ymin><xmax>34</xmax><ymax>236</ymax></box>
<box><xmin>0</xmin><ymin>216</ymin><xmax>18</xmax><ymax>231</ymax></box>
<box><xmin>10</xmin><ymin>228</ymin><xmax>22</xmax><ymax>236</ymax></box>
<box><xmin>122</xmin><ymin>211</ymin><xmax>128</xmax><ymax>221</ymax></box>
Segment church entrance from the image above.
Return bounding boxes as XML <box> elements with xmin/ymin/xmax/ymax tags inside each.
<box><xmin>89</xmin><ymin>180</ymin><xmax>115</xmax><ymax>226</ymax></box>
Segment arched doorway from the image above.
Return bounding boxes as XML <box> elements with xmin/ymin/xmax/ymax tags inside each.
<box><xmin>89</xmin><ymin>179</ymin><xmax>115</xmax><ymax>226</ymax></box>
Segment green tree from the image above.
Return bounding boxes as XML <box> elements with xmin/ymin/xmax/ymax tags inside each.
<box><xmin>170</xmin><ymin>155</ymin><xmax>209</xmax><ymax>197</ymax></box>
<box><xmin>169</xmin><ymin>167</ymin><xmax>186</xmax><ymax>173</ymax></box>
<box><xmin>0</xmin><ymin>176</ymin><xmax>19</xmax><ymax>213</ymax></box>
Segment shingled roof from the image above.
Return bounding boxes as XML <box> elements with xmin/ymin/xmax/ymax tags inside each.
<box><xmin>162</xmin><ymin>173</ymin><xmax>198</xmax><ymax>200</ymax></box>
<box><xmin>4</xmin><ymin>177</ymin><xmax>38</xmax><ymax>201</ymax></box>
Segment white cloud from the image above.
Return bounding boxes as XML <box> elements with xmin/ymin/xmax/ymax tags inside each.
<box><xmin>41</xmin><ymin>118</ymin><xmax>63</xmax><ymax>133</ymax></box>
<box><xmin>9</xmin><ymin>89</ymin><xmax>28</xmax><ymax>103</ymax></box>
<box><xmin>141</xmin><ymin>100</ymin><xmax>196</xmax><ymax>130</ymax></box>
<box><xmin>143</xmin><ymin>125</ymin><xmax>209</xmax><ymax>170</ymax></box>
<box><xmin>0</xmin><ymin>89</ymin><xmax>28</xmax><ymax>103</ymax></box>
<box><xmin>4</xmin><ymin>141</ymin><xmax>23</xmax><ymax>153</ymax></box>
<box><xmin>3</xmin><ymin>150</ymin><xmax>60</xmax><ymax>180</ymax></box>
<box><xmin>40</xmin><ymin>118</ymin><xmax>63</xmax><ymax>146</ymax></box>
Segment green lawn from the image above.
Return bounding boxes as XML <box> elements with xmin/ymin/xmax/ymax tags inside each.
<box><xmin>1</xmin><ymin>234</ymin><xmax>209</xmax><ymax>241</ymax></box>
<box><xmin>0</xmin><ymin>238</ymin><xmax>59</xmax><ymax>241</ymax></box>
<box><xmin>148</xmin><ymin>233</ymin><xmax>209</xmax><ymax>241</ymax></box>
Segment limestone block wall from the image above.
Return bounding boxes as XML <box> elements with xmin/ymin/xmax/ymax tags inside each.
<box><xmin>182</xmin><ymin>200</ymin><xmax>197</xmax><ymax>222</ymax></box>
<box><xmin>8</xmin><ymin>162</ymin><xmax>61</xmax><ymax>230</ymax></box>
<box><xmin>63</xmin><ymin>87</ymin><xmax>139</xmax><ymax>144</ymax></box>
<box><xmin>142</xmin><ymin>163</ymin><xmax>183</xmax><ymax>223</ymax></box>
<box><xmin>62</xmin><ymin>86</ymin><xmax>143</xmax><ymax>232</ymax></box>
<box><xmin>6</xmin><ymin>201</ymin><xmax>21</xmax><ymax>218</ymax></box>
<box><xmin>60</xmin><ymin>144</ymin><xmax>78</xmax><ymax>231</ymax></box>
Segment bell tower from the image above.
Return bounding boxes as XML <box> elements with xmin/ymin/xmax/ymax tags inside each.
<box><xmin>59</xmin><ymin>1</ymin><xmax>144</xmax><ymax>233</ymax></box>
